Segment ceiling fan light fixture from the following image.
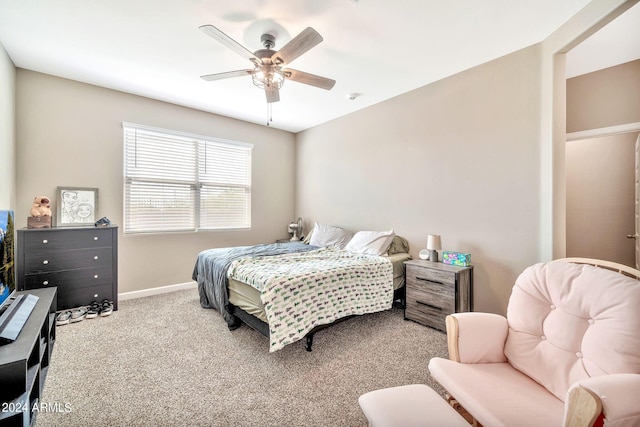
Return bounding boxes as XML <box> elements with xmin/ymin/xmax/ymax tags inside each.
<box><xmin>252</xmin><ymin>65</ymin><xmax>285</xmax><ymax>90</ymax></box>
<box><xmin>200</xmin><ymin>24</ymin><xmax>334</xmax><ymax>125</ymax></box>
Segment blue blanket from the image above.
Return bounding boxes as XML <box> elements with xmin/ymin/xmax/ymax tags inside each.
<box><xmin>192</xmin><ymin>242</ymin><xmax>317</xmax><ymax>329</ymax></box>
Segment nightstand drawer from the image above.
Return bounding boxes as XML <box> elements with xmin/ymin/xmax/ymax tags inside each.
<box><xmin>406</xmin><ymin>282</ymin><xmax>454</xmax><ymax>331</ymax></box>
<box><xmin>405</xmin><ymin>301</ymin><xmax>449</xmax><ymax>331</ymax></box>
<box><xmin>406</xmin><ymin>280</ymin><xmax>455</xmax><ymax>311</ymax></box>
<box><xmin>406</xmin><ymin>265</ymin><xmax>455</xmax><ymax>286</ymax></box>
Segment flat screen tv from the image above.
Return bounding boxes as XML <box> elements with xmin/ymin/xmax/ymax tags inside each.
<box><xmin>0</xmin><ymin>210</ymin><xmax>15</xmax><ymax>313</ymax></box>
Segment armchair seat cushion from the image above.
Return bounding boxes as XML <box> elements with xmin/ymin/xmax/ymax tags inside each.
<box><xmin>429</xmin><ymin>357</ymin><xmax>564</xmax><ymax>427</ymax></box>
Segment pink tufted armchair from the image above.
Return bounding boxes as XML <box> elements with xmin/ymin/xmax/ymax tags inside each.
<box><xmin>428</xmin><ymin>259</ymin><xmax>640</xmax><ymax>427</ymax></box>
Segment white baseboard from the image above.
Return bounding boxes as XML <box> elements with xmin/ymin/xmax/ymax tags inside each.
<box><xmin>119</xmin><ymin>281</ymin><xmax>197</xmax><ymax>301</ymax></box>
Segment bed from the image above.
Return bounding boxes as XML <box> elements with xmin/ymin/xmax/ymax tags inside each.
<box><xmin>192</xmin><ymin>225</ymin><xmax>411</xmax><ymax>352</ymax></box>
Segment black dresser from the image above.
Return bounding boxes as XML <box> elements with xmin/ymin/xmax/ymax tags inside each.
<box><xmin>17</xmin><ymin>226</ymin><xmax>118</xmax><ymax>311</ymax></box>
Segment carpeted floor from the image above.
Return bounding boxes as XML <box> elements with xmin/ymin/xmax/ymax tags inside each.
<box><xmin>37</xmin><ymin>289</ymin><xmax>448</xmax><ymax>427</ymax></box>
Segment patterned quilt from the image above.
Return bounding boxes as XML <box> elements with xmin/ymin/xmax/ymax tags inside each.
<box><xmin>192</xmin><ymin>242</ymin><xmax>316</xmax><ymax>329</ymax></box>
<box><xmin>227</xmin><ymin>246</ymin><xmax>394</xmax><ymax>352</ymax></box>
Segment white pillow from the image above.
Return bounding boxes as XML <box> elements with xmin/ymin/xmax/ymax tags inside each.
<box><xmin>344</xmin><ymin>230</ymin><xmax>395</xmax><ymax>256</ymax></box>
<box><xmin>308</xmin><ymin>222</ymin><xmax>353</xmax><ymax>249</ymax></box>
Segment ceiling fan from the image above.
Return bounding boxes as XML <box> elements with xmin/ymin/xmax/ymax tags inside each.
<box><xmin>199</xmin><ymin>24</ymin><xmax>336</xmax><ymax>104</ymax></box>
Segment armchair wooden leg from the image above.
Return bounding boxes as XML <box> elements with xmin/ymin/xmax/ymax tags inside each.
<box><xmin>446</xmin><ymin>394</ymin><xmax>482</xmax><ymax>427</ymax></box>
<box><xmin>564</xmin><ymin>386</ymin><xmax>603</xmax><ymax>427</ymax></box>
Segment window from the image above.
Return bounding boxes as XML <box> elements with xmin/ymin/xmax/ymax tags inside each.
<box><xmin>123</xmin><ymin>122</ymin><xmax>252</xmax><ymax>234</ymax></box>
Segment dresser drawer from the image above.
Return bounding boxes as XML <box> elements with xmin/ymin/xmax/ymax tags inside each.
<box><xmin>22</xmin><ymin>228</ymin><xmax>113</xmax><ymax>252</ymax></box>
<box><xmin>57</xmin><ymin>284</ymin><xmax>114</xmax><ymax>309</ymax></box>
<box><xmin>23</xmin><ymin>266</ymin><xmax>113</xmax><ymax>290</ymax></box>
<box><xmin>23</xmin><ymin>247</ymin><xmax>113</xmax><ymax>273</ymax></box>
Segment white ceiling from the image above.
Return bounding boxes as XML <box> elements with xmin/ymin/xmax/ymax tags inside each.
<box><xmin>566</xmin><ymin>1</ymin><xmax>640</xmax><ymax>78</ymax></box>
<box><xmin>0</xmin><ymin>0</ymin><xmax>637</xmax><ymax>133</ymax></box>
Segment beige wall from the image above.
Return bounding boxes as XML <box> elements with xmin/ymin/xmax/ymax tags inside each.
<box><xmin>297</xmin><ymin>46</ymin><xmax>543</xmax><ymax>315</ymax></box>
<box><xmin>15</xmin><ymin>70</ymin><xmax>296</xmax><ymax>293</ymax></box>
<box><xmin>0</xmin><ymin>44</ymin><xmax>15</xmax><ymax>209</ymax></box>
<box><xmin>567</xmin><ymin>59</ymin><xmax>640</xmax><ymax>133</ymax></box>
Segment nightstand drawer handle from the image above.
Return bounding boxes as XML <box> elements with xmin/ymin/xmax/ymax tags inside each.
<box><xmin>416</xmin><ymin>300</ymin><xmax>442</xmax><ymax>311</ymax></box>
<box><xmin>94</xmin><ymin>236</ymin><xmax>99</xmax><ymax>241</ymax></box>
<box><xmin>94</xmin><ymin>256</ymin><xmax>99</xmax><ymax>260</ymax></box>
<box><xmin>43</xmin><ymin>260</ymin><xmax>49</xmax><ymax>265</ymax></box>
<box><xmin>417</xmin><ymin>277</ymin><xmax>443</xmax><ymax>285</ymax></box>
<box><xmin>94</xmin><ymin>275</ymin><xmax>99</xmax><ymax>279</ymax></box>
<box><xmin>42</xmin><ymin>239</ymin><xmax>48</xmax><ymax>244</ymax></box>
<box><xmin>43</xmin><ymin>280</ymin><xmax>49</xmax><ymax>286</ymax></box>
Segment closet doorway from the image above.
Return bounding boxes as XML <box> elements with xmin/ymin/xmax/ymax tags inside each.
<box><xmin>566</xmin><ymin>126</ymin><xmax>640</xmax><ymax>268</ymax></box>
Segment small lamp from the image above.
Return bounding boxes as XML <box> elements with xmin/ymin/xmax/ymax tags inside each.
<box><xmin>426</xmin><ymin>234</ymin><xmax>442</xmax><ymax>262</ymax></box>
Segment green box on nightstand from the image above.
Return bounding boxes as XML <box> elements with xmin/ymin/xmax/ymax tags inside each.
<box><xmin>442</xmin><ymin>251</ymin><xmax>471</xmax><ymax>267</ymax></box>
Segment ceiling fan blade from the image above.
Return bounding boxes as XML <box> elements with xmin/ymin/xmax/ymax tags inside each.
<box><xmin>200</xmin><ymin>69</ymin><xmax>254</xmax><ymax>81</ymax></box>
<box><xmin>283</xmin><ymin>69</ymin><xmax>336</xmax><ymax>90</ymax></box>
<box><xmin>200</xmin><ymin>25</ymin><xmax>260</xmax><ymax>65</ymax></box>
<box><xmin>265</xmin><ymin>86</ymin><xmax>280</xmax><ymax>103</ymax></box>
<box><xmin>271</xmin><ymin>27</ymin><xmax>323</xmax><ymax>65</ymax></box>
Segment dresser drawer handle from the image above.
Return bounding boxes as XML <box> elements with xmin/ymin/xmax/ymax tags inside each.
<box><xmin>416</xmin><ymin>300</ymin><xmax>442</xmax><ymax>311</ymax></box>
<box><xmin>94</xmin><ymin>275</ymin><xmax>99</xmax><ymax>279</ymax></box>
<box><xmin>94</xmin><ymin>256</ymin><xmax>99</xmax><ymax>260</ymax></box>
<box><xmin>94</xmin><ymin>236</ymin><xmax>99</xmax><ymax>241</ymax></box>
<box><xmin>417</xmin><ymin>277</ymin><xmax>443</xmax><ymax>285</ymax></box>
<box><xmin>43</xmin><ymin>280</ymin><xmax>49</xmax><ymax>286</ymax></box>
<box><xmin>43</xmin><ymin>260</ymin><xmax>49</xmax><ymax>265</ymax></box>
<box><xmin>42</xmin><ymin>239</ymin><xmax>48</xmax><ymax>244</ymax></box>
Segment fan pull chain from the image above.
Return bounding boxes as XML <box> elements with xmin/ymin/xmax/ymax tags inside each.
<box><xmin>266</xmin><ymin>103</ymin><xmax>274</xmax><ymax>126</ymax></box>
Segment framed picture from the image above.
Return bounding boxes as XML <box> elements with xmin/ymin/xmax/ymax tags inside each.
<box><xmin>56</xmin><ymin>187</ymin><xmax>98</xmax><ymax>226</ymax></box>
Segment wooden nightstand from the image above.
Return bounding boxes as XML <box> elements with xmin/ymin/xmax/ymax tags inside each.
<box><xmin>404</xmin><ymin>259</ymin><xmax>473</xmax><ymax>331</ymax></box>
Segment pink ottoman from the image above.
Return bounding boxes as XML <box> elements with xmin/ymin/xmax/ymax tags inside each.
<box><xmin>358</xmin><ymin>384</ymin><xmax>468</xmax><ymax>427</ymax></box>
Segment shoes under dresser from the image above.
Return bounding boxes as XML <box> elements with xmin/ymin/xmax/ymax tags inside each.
<box><xmin>17</xmin><ymin>226</ymin><xmax>118</xmax><ymax>311</ymax></box>
<box><xmin>404</xmin><ymin>259</ymin><xmax>473</xmax><ymax>331</ymax></box>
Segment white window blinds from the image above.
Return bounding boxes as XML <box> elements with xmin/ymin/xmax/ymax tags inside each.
<box><xmin>123</xmin><ymin>122</ymin><xmax>252</xmax><ymax>234</ymax></box>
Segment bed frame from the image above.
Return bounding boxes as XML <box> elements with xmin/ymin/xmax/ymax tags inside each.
<box><xmin>229</xmin><ymin>286</ymin><xmax>406</xmax><ymax>352</ymax></box>
<box><xmin>229</xmin><ymin>304</ymin><xmax>355</xmax><ymax>351</ymax></box>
